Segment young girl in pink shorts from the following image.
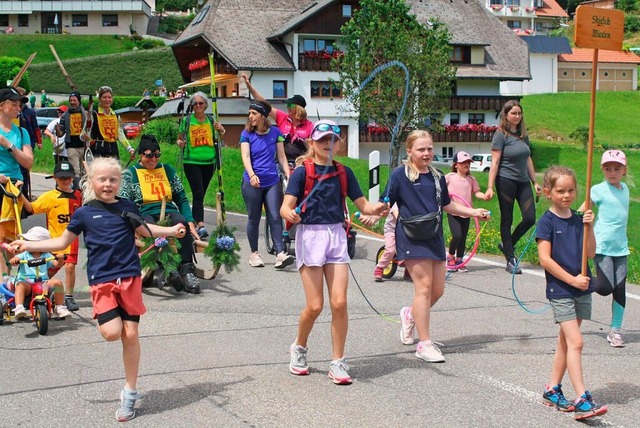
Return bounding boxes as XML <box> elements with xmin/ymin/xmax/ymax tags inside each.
<box><xmin>281</xmin><ymin>119</ymin><xmax>388</xmax><ymax>385</ymax></box>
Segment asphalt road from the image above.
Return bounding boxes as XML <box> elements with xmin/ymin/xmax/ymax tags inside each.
<box><xmin>1</xmin><ymin>173</ymin><xmax>639</xmax><ymax>427</ymax></box>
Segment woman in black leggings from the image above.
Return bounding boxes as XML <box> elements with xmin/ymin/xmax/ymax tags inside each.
<box><xmin>485</xmin><ymin>100</ymin><xmax>541</xmax><ymax>274</ymax></box>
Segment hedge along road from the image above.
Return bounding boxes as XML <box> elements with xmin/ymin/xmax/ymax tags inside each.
<box><xmin>1</xmin><ymin>172</ymin><xmax>639</xmax><ymax>427</ymax></box>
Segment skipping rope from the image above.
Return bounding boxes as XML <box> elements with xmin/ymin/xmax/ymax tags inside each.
<box><xmin>511</xmin><ymin>226</ymin><xmax>550</xmax><ymax>314</ymax></box>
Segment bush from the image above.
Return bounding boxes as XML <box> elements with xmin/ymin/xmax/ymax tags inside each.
<box><xmin>0</xmin><ymin>56</ymin><xmax>30</xmax><ymax>91</ymax></box>
<box><xmin>142</xmin><ymin>118</ymin><xmax>179</xmax><ymax>145</ymax></box>
<box><xmin>569</xmin><ymin>126</ymin><xmax>593</xmax><ymax>150</ymax></box>
<box><xmin>625</xmin><ymin>15</ymin><xmax>640</xmax><ymax>33</ymax></box>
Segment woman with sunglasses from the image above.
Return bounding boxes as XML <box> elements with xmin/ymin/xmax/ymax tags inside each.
<box><xmin>240</xmin><ymin>100</ymin><xmax>294</xmax><ymax>269</ymax></box>
<box><xmin>119</xmin><ymin>135</ymin><xmax>201</xmax><ymax>294</ymax></box>
<box><xmin>241</xmin><ymin>74</ymin><xmax>313</xmax><ymax>166</ymax></box>
<box><xmin>83</xmin><ymin>86</ymin><xmax>135</xmax><ymax>161</ymax></box>
<box><xmin>177</xmin><ymin>91</ymin><xmax>226</xmax><ymax>239</ymax></box>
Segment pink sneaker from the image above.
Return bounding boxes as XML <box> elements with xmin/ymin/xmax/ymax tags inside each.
<box><xmin>374</xmin><ymin>266</ymin><xmax>384</xmax><ymax>282</ymax></box>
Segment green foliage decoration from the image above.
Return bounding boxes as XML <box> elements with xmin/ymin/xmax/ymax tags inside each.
<box><xmin>139</xmin><ymin>219</ymin><xmax>182</xmax><ymax>279</ymax></box>
<box><xmin>337</xmin><ymin>0</ymin><xmax>456</xmax><ymax>168</ymax></box>
<box><xmin>204</xmin><ymin>224</ymin><xmax>241</xmax><ymax>274</ymax></box>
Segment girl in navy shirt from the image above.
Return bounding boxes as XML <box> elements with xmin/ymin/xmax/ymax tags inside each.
<box><xmin>388</xmin><ymin>130</ymin><xmax>489</xmax><ymax>363</ymax></box>
<box><xmin>281</xmin><ymin>119</ymin><xmax>387</xmax><ymax>385</ymax></box>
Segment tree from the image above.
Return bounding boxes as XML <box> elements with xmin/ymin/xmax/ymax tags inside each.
<box><xmin>0</xmin><ymin>57</ymin><xmax>30</xmax><ymax>91</ymax></box>
<box><xmin>337</xmin><ymin>0</ymin><xmax>456</xmax><ymax>167</ymax></box>
<box><xmin>616</xmin><ymin>0</ymin><xmax>638</xmax><ymax>13</ymax></box>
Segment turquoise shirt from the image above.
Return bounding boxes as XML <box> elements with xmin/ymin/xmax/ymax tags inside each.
<box><xmin>592</xmin><ymin>180</ymin><xmax>629</xmax><ymax>256</ymax></box>
<box><xmin>0</xmin><ymin>125</ymin><xmax>27</xmax><ymax>180</ymax></box>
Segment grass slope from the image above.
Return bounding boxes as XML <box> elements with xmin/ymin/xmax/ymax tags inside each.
<box><xmin>28</xmin><ymin>48</ymin><xmax>184</xmax><ymax>95</ymax></box>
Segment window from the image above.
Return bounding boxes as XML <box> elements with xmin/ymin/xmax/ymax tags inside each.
<box><xmin>301</xmin><ymin>38</ymin><xmax>336</xmax><ymax>54</ymax></box>
<box><xmin>507</xmin><ymin>20</ymin><xmax>521</xmax><ymax>29</ymax></box>
<box><xmin>450</xmin><ymin>46</ymin><xmax>470</xmax><ymax>64</ymax></box>
<box><xmin>441</xmin><ymin>146</ymin><xmax>454</xmax><ymax>159</ymax></box>
<box><xmin>449</xmin><ymin>113</ymin><xmax>460</xmax><ymax>126</ymax></box>
<box><xmin>0</xmin><ymin>15</ymin><xmax>8</xmax><ymax>26</ymax></box>
<box><xmin>310</xmin><ymin>81</ymin><xmax>343</xmax><ymax>98</ymax></box>
<box><xmin>102</xmin><ymin>14</ymin><xmax>118</xmax><ymax>27</ymax></box>
<box><xmin>18</xmin><ymin>14</ymin><xmax>28</xmax><ymax>27</ymax></box>
<box><xmin>507</xmin><ymin>0</ymin><xmax>520</xmax><ymax>5</ymax></box>
<box><xmin>272</xmin><ymin>80</ymin><xmax>287</xmax><ymax>98</ymax></box>
<box><xmin>490</xmin><ymin>0</ymin><xmax>503</xmax><ymax>4</ymax></box>
<box><xmin>191</xmin><ymin>5</ymin><xmax>210</xmax><ymax>26</ymax></box>
<box><xmin>342</xmin><ymin>4</ymin><xmax>352</xmax><ymax>17</ymax></box>
<box><xmin>72</xmin><ymin>14</ymin><xmax>88</xmax><ymax>27</ymax></box>
<box><xmin>468</xmin><ymin>113</ymin><xmax>485</xmax><ymax>124</ymax></box>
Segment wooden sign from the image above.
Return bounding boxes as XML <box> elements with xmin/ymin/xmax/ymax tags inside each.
<box><xmin>574</xmin><ymin>5</ymin><xmax>624</xmax><ymax>51</ymax></box>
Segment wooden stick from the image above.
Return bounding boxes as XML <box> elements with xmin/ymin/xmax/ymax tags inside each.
<box><xmin>159</xmin><ymin>195</ymin><xmax>168</xmax><ymax>221</ymax></box>
<box><xmin>10</xmin><ymin>52</ymin><xmax>37</xmax><ymax>88</ymax></box>
<box><xmin>49</xmin><ymin>45</ymin><xmax>77</xmax><ymax>91</ymax></box>
<box><xmin>581</xmin><ymin>48</ymin><xmax>598</xmax><ymax>275</ymax></box>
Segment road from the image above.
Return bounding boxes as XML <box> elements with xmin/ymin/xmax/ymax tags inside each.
<box><xmin>1</xmin><ymin>172</ymin><xmax>638</xmax><ymax>427</ymax></box>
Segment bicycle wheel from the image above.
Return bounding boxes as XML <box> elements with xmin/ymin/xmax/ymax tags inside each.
<box><xmin>35</xmin><ymin>302</ymin><xmax>48</xmax><ymax>335</ymax></box>
<box><xmin>264</xmin><ymin>221</ymin><xmax>276</xmax><ymax>255</ymax></box>
<box><xmin>376</xmin><ymin>245</ymin><xmax>397</xmax><ymax>279</ymax></box>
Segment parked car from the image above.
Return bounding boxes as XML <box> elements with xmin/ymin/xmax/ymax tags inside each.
<box><xmin>470</xmin><ymin>153</ymin><xmax>492</xmax><ymax>172</ymax></box>
<box><xmin>432</xmin><ymin>153</ymin><xmax>451</xmax><ymax>171</ymax></box>
<box><xmin>35</xmin><ymin>107</ymin><xmax>60</xmax><ymax>131</ymax></box>
<box><xmin>123</xmin><ymin>122</ymin><xmax>142</xmax><ymax>139</ymax></box>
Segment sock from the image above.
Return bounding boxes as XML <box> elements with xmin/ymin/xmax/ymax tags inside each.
<box><xmin>611</xmin><ymin>300</ymin><xmax>624</xmax><ymax>330</ymax></box>
<box><xmin>65</xmin><ymin>294</ymin><xmax>73</xmax><ymax>298</ymax></box>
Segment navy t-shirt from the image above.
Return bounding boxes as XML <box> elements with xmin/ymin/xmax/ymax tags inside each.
<box><xmin>240</xmin><ymin>126</ymin><xmax>284</xmax><ymax>188</ymax></box>
<box><xmin>536</xmin><ymin>209</ymin><xmax>593</xmax><ymax>299</ymax></box>
<box><xmin>285</xmin><ymin>162</ymin><xmax>363</xmax><ymax>224</ymax></box>
<box><xmin>384</xmin><ymin>166</ymin><xmax>451</xmax><ymax>261</ymax></box>
<box><xmin>67</xmin><ymin>198</ymin><xmax>142</xmax><ymax>285</ymax></box>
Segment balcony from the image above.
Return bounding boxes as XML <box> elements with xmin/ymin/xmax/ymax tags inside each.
<box><xmin>359</xmin><ymin>126</ymin><xmax>497</xmax><ymax>143</ymax></box>
<box><xmin>0</xmin><ymin>1</ymin><xmax>153</xmax><ymax>15</ymax></box>
<box><xmin>298</xmin><ymin>51</ymin><xmax>343</xmax><ymax>72</ymax></box>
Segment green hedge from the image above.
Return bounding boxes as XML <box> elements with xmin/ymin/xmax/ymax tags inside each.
<box><xmin>28</xmin><ymin>48</ymin><xmax>184</xmax><ymax>96</ymax></box>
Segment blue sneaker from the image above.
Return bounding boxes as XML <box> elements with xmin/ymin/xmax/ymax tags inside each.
<box><xmin>574</xmin><ymin>390</ymin><xmax>608</xmax><ymax>420</ymax></box>
<box><xmin>542</xmin><ymin>384</ymin><xmax>575</xmax><ymax>412</ymax></box>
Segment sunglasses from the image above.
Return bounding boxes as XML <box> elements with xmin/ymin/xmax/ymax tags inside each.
<box><xmin>99</xmin><ymin>86</ymin><xmax>113</xmax><ymax>94</ymax></box>
<box><xmin>193</xmin><ymin>101</ymin><xmax>206</xmax><ymax>106</ymax></box>
<box><xmin>142</xmin><ymin>152</ymin><xmax>161</xmax><ymax>159</ymax></box>
<box><xmin>313</xmin><ymin>123</ymin><xmax>341</xmax><ymax>134</ymax></box>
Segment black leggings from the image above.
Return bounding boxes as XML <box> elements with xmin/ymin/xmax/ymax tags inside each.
<box><xmin>495</xmin><ymin>176</ymin><xmax>536</xmax><ymax>260</ymax></box>
<box><xmin>447</xmin><ymin>214</ymin><xmax>470</xmax><ymax>259</ymax></box>
<box><xmin>184</xmin><ymin>163</ymin><xmax>215</xmax><ymax>224</ymax></box>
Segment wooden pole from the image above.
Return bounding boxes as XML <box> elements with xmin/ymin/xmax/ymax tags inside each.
<box><xmin>49</xmin><ymin>45</ymin><xmax>77</xmax><ymax>91</ymax></box>
<box><xmin>10</xmin><ymin>52</ymin><xmax>37</xmax><ymax>88</ymax></box>
<box><xmin>581</xmin><ymin>48</ymin><xmax>598</xmax><ymax>275</ymax></box>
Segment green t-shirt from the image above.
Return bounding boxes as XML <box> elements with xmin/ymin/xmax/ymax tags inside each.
<box><xmin>178</xmin><ymin>114</ymin><xmax>218</xmax><ymax>166</ymax></box>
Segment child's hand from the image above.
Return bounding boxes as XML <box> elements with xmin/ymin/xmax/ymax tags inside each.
<box><xmin>358</xmin><ymin>214</ymin><xmax>378</xmax><ymax>227</ymax></box>
<box><xmin>570</xmin><ymin>274</ymin><xmax>590</xmax><ymax>291</ymax></box>
<box><xmin>286</xmin><ymin>209</ymin><xmax>301</xmax><ymax>225</ymax></box>
<box><xmin>582</xmin><ymin>209</ymin><xmax>594</xmax><ymax>225</ymax></box>
<box><xmin>9</xmin><ymin>256</ymin><xmax>19</xmax><ymax>266</ymax></box>
<box><xmin>476</xmin><ymin>209</ymin><xmax>491</xmax><ymax>221</ymax></box>
<box><xmin>4</xmin><ymin>241</ymin><xmax>28</xmax><ymax>254</ymax></box>
<box><xmin>173</xmin><ymin>224</ymin><xmax>187</xmax><ymax>238</ymax></box>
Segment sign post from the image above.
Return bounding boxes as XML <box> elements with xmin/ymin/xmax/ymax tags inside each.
<box><xmin>574</xmin><ymin>5</ymin><xmax>623</xmax><ymax>274</ymax></box>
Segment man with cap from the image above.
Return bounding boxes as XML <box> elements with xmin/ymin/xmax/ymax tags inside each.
<box><xmin>119</xmin><ymin>134</ymin><xmax>201</xmax><ymax>294</ymax></box>
<box><xmin>44</xmin><ymin>104</ymin><xmax>68</xmax><ymax>163</ymax></box>
<box><xmin>20</xmin><ymin>160</ymin><xmax>83</xmax><ymax>311</ymax></box>
<box><xmin>241</xmin><ymin>74</ymin><xmax>314</xmax><ymax>164</ymax></box>
<box><xmin>58</xmin><ymin>92</ymin><xmax>88</xmax><ymax>177</ymax></box>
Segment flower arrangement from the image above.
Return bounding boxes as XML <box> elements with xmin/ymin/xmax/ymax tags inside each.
<box><xmin>204</xmin><ymin>224</ymin><xmax>241</xmax><ymax>273</ymax></box>
<box><xmin>188</xmin><ymin>58</ymin><xmax>208</xmax><ymax>71</ymax></box>
<box><xmin>510</xmin><ymin>5</ymin><xmax>520</xmax><ymax>12</ymax></box>
<box><xmin>490</xmin><ymin>4</ymin><xmax>503</xmax><ymax>11</ymax></box>
<box><xmin>303</xmin><ymin>49</ymin><xmax>344</xmax><ymax>60</ymax></box>
<box><xmin>525</xmin><ymin>6</ymin><xmax>535</xmax><ymax>13</ymax></box>
<box><xmin>139</xmin><ymin>233</ymin><xmax>182</xmax><ymax>279</ymax></box>
<box><xmin>444</xmin><ymin>123</ymin><xmax>498</xmax><ymax>133</ymax></box>
<box><xmin>367</xmin><ymin>123</ymin><xmax>391</xmax><ymax>135</ymax></box>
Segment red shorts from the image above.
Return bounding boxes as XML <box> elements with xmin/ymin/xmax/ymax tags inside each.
<box><xmin>64</xmin><ymin>253</ymin><xmax>78</xmax><ymax>265</ymax></box>
<box><xmin>90</xmin><ymin>276</ymin><xmax>146</xmax><ymax>319</ymax></box>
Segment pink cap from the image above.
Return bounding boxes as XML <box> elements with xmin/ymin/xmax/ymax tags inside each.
<box><xmin>453</xmin><ymin>151</ymin><xmax>472</xmax><ymax>163</ymax></box>
<box><xmin>601</xmin><ymin>150</ymin><xmax>626</xmax><ymax>166</ymax></box>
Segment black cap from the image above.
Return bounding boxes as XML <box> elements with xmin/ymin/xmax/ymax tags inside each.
<box><xmin>286</xmin><ymin>95</ymin><xmax>306</xmax><ymax>108</ymax></box>
<box><xmin>0</xmin><ymin>87</ymin><xmax>26</xmax><ymax>103</ymax></box>
<box><xmin>52</xmin><ymin>161</ymin><xmax>75</xmax><ymax>178</ymax></box>
<box><xmin>137</xmin><ymin>134</ymin><xmax>161</xmax><ymax>154</ymax></box>
<box><xmin>69</xmin><ymin>91</ymin><xmax>82</xmax><ymax>102</ymax></box>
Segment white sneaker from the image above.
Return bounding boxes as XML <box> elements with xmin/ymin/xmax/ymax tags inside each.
<box><xmin>55</xmin><ymin>305</ymin><xmax>71</xmax><ymax>319</ymax></box>
<box><xmin>274</xmin><ymin>252</ymin><xmax>294</xmax><ymax>269</ymax></box>
<box><xmin>400</xmin><ymin>306</ymin><xmax>416</xmax><ymax>345</ymax></box>
<box><xmin>249</xmin><ymin>252</ymin><xmax>265</xmax><ymax>267</ymax></box>
<box><xmin>607</xmin><ymin>331</ymin><xmax>625</xmax><ymax>348</ymax></box>
<box><xmin>415</xmin><ymin>340</ymin><xmax>445</xmax><ymax>363</ymax></box>
<box><xmin>13</xmin><ymin>305</ymin><xmax>27</xmax><ymax>319</ymax></box>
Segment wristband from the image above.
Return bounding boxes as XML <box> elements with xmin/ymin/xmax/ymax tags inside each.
<box><xmin>128</xmin><ymin>146</ymin><xmax>134</xmax><ymax>153</ymax></box>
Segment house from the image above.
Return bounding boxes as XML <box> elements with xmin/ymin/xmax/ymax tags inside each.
<box><xmin>481</xmin><ymin>0</ymin><xmax>569</xmax><ymax>36</ymax></box>
<box><xmin>0</xmin><ymin>0</ymin><xmax>154</xmax><ymax>35</ymax></box>
<box><xmin>558</xmin><ymin>48</ymin><xmax>640</xmax><ymax>91</ymax></box>
<box><xmin>171</xmin><ymin>0</ymin><xmax>530</xmax><ymax>162</ymax></box>
<box><xmin>502</xmin><ymin>35</ymin><xmax>572</xmax><ymax>94</ymax></box>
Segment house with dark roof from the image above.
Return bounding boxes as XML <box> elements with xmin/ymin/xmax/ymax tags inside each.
<box><xmin>171</xmin><ymin>0</ymin><xmax>530</xmax><ymax>161</ymax></box>
<box><xmin>480</xmin><ymin>0</ymin><xmax>568</xmax><ymax>35</ymax></box>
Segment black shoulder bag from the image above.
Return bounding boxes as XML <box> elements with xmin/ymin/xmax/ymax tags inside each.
<box><xmin>398</xmin><ymin>166</ymin><xmax>442</xmax><ymax>241</ymax></box>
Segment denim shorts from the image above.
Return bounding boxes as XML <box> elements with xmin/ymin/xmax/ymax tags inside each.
<box><xmin>549</xmin><ymin>294</ymin><xmax>592</xmax><ymax>323</ymax></box>
<box><xmin>295</xmin><ymin>223</ymin><xmax>349</xmax><ymax>269</ymax></box>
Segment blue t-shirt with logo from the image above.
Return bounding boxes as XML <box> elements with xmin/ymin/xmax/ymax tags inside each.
<box><xmin>536</xmin><ymin>209</ymin><xmax>593</xmax><ymax>299</ymax></box>
<box><xmin>67</xmin><ymin>198</ymin><xmax>142</xmax><ymax>285</ymax></box>
<box><xmin>240</xmin><ymin>126</ymin><xmax>284</xmax><ymax>188</ymax></box>
<box><xmin>0</xmin><ymin>124</ymin><xmax>27</xmax><ymax>180</ymax></box>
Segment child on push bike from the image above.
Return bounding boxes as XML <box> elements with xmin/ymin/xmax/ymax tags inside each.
<box><xmin>8</xmin><ymin>226</ymin><xmax>70</xmax><ymax>320</ymax></box>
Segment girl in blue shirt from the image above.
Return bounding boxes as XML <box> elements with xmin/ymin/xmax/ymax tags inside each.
<box><xmin>536</xmin><ymin>165</ymin><xmax>607</xmax><ymax>420</ymax></box>
<box><xmin>281</xmin><ymin>120</ymin><xmax>387</xmax><ymax>385</ymax></box>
